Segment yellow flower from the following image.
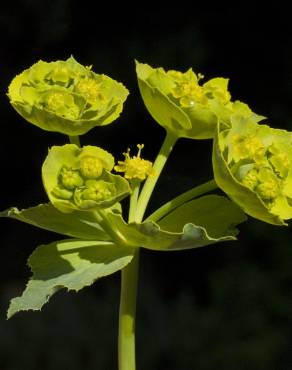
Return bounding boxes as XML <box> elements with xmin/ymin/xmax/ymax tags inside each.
<box><xmin>114</xmin><ymin>144</ymin><xmax>155</xmax><ymax>181</ymax></box>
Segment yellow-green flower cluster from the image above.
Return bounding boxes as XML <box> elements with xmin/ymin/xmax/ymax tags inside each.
<box><xmin>136</xmin><ymin>61</ymin><xmax>266</xmax><ymax>140</ymax></box>
<box><xmin>213</xmin><ymin>115</ymin><xmax>292</xmax><ymax>224</ymax></box>
<box><xmin>167</xmin><ymin>70</ymin><xmax>230</xmax><ymax>108</ymax></box>
<box><xmin>136</xmin><ymin>61</ymin><xmax>236</xmax><ymax>139</ymax></box>
<box><xmin>8</xmin><ymin>57</ymin><xmax>129</xmax><ymax>135</ymax></box>
<box><xmin>42</xmin><ymin>144</ymin><xmax>131</xmax><ymax>213</ymax></box>
<box><xmin>114</xmin><ymin>144</ymin><xmax>155</xmax><ymax>181</ymax></box>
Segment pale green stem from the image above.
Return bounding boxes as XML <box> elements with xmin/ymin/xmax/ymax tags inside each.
<box><xmin>93</xmin><ymin>206</ymin><xmax>139</xmax><ymax>370</ymax></box>
<box><xmin>118</xmin><ymin>249</ymin><xmax>139</xmax><ymax>370</ymax></box>
<box><xmin>94</xmin><ymin>209</ymin><xmax>128</xmax><ymax>247</ymax></box>
<box><xmin>128</xmin><ymin>181</ymin><xmax>141</xmax><ymax>223</ymax></box>
<box><xmin>135</xmin><ymin>131</ymin><xmax>178</xmax><ymax>222</ymax></box>
<box><xmin>118</xmin><ymin>133</ymin><xmax>177</xmax><ymax>369</ymax></box>
<box><xmin>118</xmin><ymin>182</ymin><xmax>141</xmax><ymax>370</ymax></box>
<box><xmin>118</xmin><ymin>131</ymin><xmax>177</xmax><ymax>369</ymax></box>
<box><xmin>69</xmin><ymin>135</ymin><xmax>81</xmax><ymax>147</ymax></box>
<box><xmin>146</xmin><ymin>179</ymin><xmax>218</xmax><ymax>223</ymax></box>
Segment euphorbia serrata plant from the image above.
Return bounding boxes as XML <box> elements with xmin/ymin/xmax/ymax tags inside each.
<box><xmin>1</xmin><ymin>57</ymin><xmax>291</xmax><ymax>370</ymax></box>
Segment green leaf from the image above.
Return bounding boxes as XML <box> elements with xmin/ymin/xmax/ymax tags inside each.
<box><xmin>157</xmin><ymin>194</ymin><xmax>247</xmax><ymax>237</ymax></box>
<box><xmin>0</xmin><ymin>203</ymin><xmax>110</xmax><ymax>240</ymax></box>
<box><xmin>7</xmin><ymin>239</ymin><xmax>134</xmax><ymax>318</ymax></box>
<box><xmin>102</xmin><ymin>196</ymin><xmax>246</xmax><ymax>251</ymax></box>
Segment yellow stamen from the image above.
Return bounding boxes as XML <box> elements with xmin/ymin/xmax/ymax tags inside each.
<box><xmin>114</xmin><ymin>144</ymin><xmax>155</xmax><ymax>181</ymax></box>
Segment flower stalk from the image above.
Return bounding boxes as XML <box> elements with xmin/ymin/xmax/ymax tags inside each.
<box><xmin>147</xmin><ymin>179</ymin><xmax>218</xmax><ymax>223</ymax></box>
<box><xmin>135</xmin><ymin>130</ymin><xmax>177</xmax><ymax>222</ymax></box>
<box><xmin>69</xmin><ymin>135</ymin><xmax>81</xmax><ymax>147</ymax></box>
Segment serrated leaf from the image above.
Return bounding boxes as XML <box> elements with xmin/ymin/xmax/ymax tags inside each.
<box><xmin>0</xmin><ymin>203</ymin><xmax>110</xmax><ymax>240</ymax></box>
<box><xmin>8</xmin><ymin>239</ymin><xmax>134</xmax><ymax>318</ymax></box>
<box><xmin>103</xmin><ymin>195</ymin><xmax>246</xmax><ymax>251</ymax></box>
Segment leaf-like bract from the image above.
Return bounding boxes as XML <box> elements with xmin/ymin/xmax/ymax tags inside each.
<box><xmin>7</xmin><ymin>239</ymin><xmax>134</xmax><ymax>318</ymax></box>
<box><xmin>0</xmin><ymin>203</ymin><xmax>110</xmax><ymax>240</ymax></box>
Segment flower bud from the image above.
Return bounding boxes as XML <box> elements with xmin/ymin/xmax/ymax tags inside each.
<box><xmin>80</xmin><ymin>156</ymin><xmax>103</xmax><ymax>179</ymax></box>
<box><xmin>59</xmin><ymin>166</ymin><xmax>84</xmax><ymax>190</ymax></box>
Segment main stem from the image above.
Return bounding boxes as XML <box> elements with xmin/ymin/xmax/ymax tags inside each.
<box><xmin>118</xmin><ymin>132</ymin><xmax>177</xmax><ymax>370</ymax></box>
<box><xmin>118</xmin><ymin>182</ymin><xmax>141</xmax><ymax>370</ymax></box>
<box><xmin>118</xmin><ymin>249</ymin><xmax>139</xmax><ymax>370</ymax></box>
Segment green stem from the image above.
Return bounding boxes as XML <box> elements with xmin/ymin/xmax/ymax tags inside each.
<box><xmin>118</xmin><ymin>181</ymin><xmax>141</xmax><ymax>370</ymax></box>
<box><xmin>95</xmin><ymin>206</ymin><xmax>139</xmax><ymax>370</ymax></box>
<box><xmin>69</xmin><ymin>135</ymin><xmax>81</xmax><ymax>147</ymax></box>
<box><xmin>135</xmin><ymin>131</ymin><xmax>177</xmax><ymax>222</ymax></box>
<box><xmin>118</xmin><ymin>249</ymin><xmax>139</xmax><ymax>370</ymax></box>
<box><xmin>94</xmin><ymin>210</ymin><xmax>128</xmax><ymax>247</ymax></box>
<box><xmin>118</xmin><ymin>131</ymin><xmax>177</xmax><ymax>369</ymax></box>
<box><xmin>128</xmin><ymin>181</ymin><xmax>141</xmax><ymax>223</ymax></box>
<box><xmin>147</xmin><ymin>179</ymin><xmax>218</xmax><ymax>223</ymax></box>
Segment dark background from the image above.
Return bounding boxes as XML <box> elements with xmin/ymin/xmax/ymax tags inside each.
<box><xmin>1</xmin><ymin>2</ymin><xmax>292</xmax><ymax>369</ymax></box>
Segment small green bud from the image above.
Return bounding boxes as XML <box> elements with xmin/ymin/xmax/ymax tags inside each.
<box><xmin>43</xmin><ymin>91</ymin><xmax>80</xmax><ymax>120</ymax></box>
<box><xmin>81</xmin><ymin>180</ymin><xmax>116</xmax><ymax>202</ymax></box>
<box><xmin>256</xmin><ymin>180</ymin><xmax>279</xmax><ymax>201</ymax></box>
<box><xmin>241</xmin><ymin>169</ymin><xmax>259</xmax><ymax>190</ymax></box>
<box><xmin>59</xmin><ymin>166</ymin><xmax>84</xmax><ymax>190</ymax></box>
<box><xmin>75</xmin><ymin>77</ymin><xmax>107</xmax><ymax>105</ymax></box>
<box><xmin>79</xmin><ymin>156</ymin><xmax>103</xmax><ymax>179</ymax></box>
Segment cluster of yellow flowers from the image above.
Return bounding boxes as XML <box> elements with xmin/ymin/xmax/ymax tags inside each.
<box><xmin>7</xmin><ymin>57</ymin><xmax>292</xmax><ymax>224</ymax></box>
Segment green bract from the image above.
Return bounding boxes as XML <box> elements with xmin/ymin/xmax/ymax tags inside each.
<box><xmin>7</xmin><ymin>239</ymin><xmax>135</xmax><ymax>318</ymax></box>
<box><xmin>136</xmin><ymin>61</ymin><xmax>245</xmax><ymax>139</ymax></box>
<box><xmin>0</xmin><ymin>194</ymin><xmax>246</xmax><ymax>317</ymax></box>
<box><xmin>100</xmin><ymin>195</ymin><xmax>246</xmax><ymax>251</ymax></box>
<box><xmin>8</xmin><ymin>56</ymin><xmax>129</xmax><ymax>135</ymax></box>
<box><xmin>42</xmin><ymin>144</ymin><xmax>131</xmax><ymax>212</ymax></box>
<box><xmin>213</xmin><ymin>114</ymin><xmax>292</xmax><ymax>225</ymax></box>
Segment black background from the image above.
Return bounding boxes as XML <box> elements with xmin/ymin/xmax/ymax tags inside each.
<box><xmin>1</xmin><ymin>2</ymin><xmax>292</xmax><ymax>369</ymax></box>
